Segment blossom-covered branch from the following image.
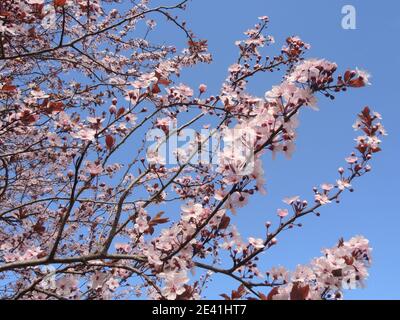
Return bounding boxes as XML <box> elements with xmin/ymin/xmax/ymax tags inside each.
<box><xmin>0</xmin><ymin>1</ymin><xmax>384</xmax><ymax>300</ymax></box>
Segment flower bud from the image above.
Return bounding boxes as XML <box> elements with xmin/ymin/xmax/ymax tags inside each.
<box><xmin>109</xmin><ymin>105</ymin><xmax>116</xmax><ymax>114</ymax></box>
<box><xmin>199</xmin><ymin>84</ymin><xmax>207</xmax><ymax>94</ymax></box>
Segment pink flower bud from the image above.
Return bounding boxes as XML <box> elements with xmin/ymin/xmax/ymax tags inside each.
<box><xmin>199</xmin><ymin>84</ymin><xmax>207</xmax><ymax>94</ymax></box>
<box><xmin>109</xmin><ymin>105</ymin><xmax>116</xmax><ymax>114</ymax></box>
<box><xmin>277</xmin><ymin>209</ymin><xmax>288</xmax><ymax>218</ymax></box>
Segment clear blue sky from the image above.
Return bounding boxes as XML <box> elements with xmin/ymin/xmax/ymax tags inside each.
<box><xmin>165</xmin><ymin>0</ymin><xmax>399</xmax><ymax>299</ymax></box>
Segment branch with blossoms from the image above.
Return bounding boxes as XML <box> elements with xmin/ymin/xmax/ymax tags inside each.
<box><xmin>0</xmin><ymin>1</ymin><xmax>385</xmax><ymax>300</ymax></box>
<box><xmin>194</xmin><ymin>107</ymin><xmax>385</xmax><ymax>300</ymax></box>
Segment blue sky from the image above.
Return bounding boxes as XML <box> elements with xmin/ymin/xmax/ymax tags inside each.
<box><xmin>165</xmin><ymin>0</ymin><xmax>400</xmax><ymax>299</ymax></box>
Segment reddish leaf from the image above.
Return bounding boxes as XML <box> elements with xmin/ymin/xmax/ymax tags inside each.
<box><xmin>154</xmin><ymin>71</ymin><xmax>170</xmax><ymax>86</ymax></box>
<box><xmin>116</xmin><ymin>107</ymin><xmax>125</xmax><ymax>118</ymax></box>
<box><xmin>218</xmin><ymin>215</ymin><xmax>230</xmax><ymax>230</ymax></box>
<box><xmin>266</xmin><ymin>287</ymin><xmax>280</xmax><ymax>300</ymax></box>
<box><xmin>258</xmin><ymin>292</ymin><xmax>269</xmax><ymax>300</ymax></box>
<box><xmin>231</xmin><ymin>284</ymin><xmax>246</xmax><ymax>300</ymax></box>
<box><xmin>144</xmin><ymin>225</ymin><xmax>154</xmax><ymax>235</ymax></box>
<box><xmin>145</xmin><ymin>212</ymin><xmax>170</xmax><ymax>235</ymax></box>
<box><xmin>54</xmin><ymin>0</ymin><xmax>67</xmax><ymax>6</ymax></box>
<box><xmin>149</xmin><ymin>211</ymin><xmax>169</xmax><ymax>226</ymax></box>
<box><xmin>344</xmin><ymin>70</ymin><xmax>351</xmax><ymax>82</ymax></box>
<box><xmin>33</xmin><ymin>221</ymin><xmax>46</xmax><ymax>235</ymax></box>
<box><xmin>46</xmin><ymin>101</ymin><xmax>64</xmax><ymax>114</ymax></box>
<box><xmin>105</xmin><ymin>135</ymin><xmax>115</xmax><ymax>150</ymax></box>
<box><xmin>0</xmin><ymin>10</ymin><xmax>11</xmax><ymax>17</ymax></box>
<box><xmin>158</xmin><ymin>78</ymin><xmax>170</xmax><ymax>86</ymax></box>
<box><xmin>176</xmin><ymin>285</ymin><xmax>195</xmax><ymax>300</ymax></box>
<box><xmin>1</xmin><ymin>84</ymin><xmax>17</xmax><ymax>92</ymax></box>
<box><xmin>362</xmin><ymin>106</ymin><xmax>371</xmax><ymax>117</ymax></box>
<box><xmin>290</xmin><ymin>283</ymin><xmax>310</xmax><ymax>300</ymax></box>
<box><xmin>20</xmin><ymin>111</ymin><xmax>37</xmax><ymax>124</ymax></box>
<box><xmin>348</xmin><ymin>77</ymin><xmax>365</xmax><ymax>88</ymax></box>
<box><xmin>151</xmin><ymin>83</ymin><xmax>161</xmax><ymax>94</ymax></box>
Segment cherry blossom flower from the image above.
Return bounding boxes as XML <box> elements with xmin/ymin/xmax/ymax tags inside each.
<box><xmin>146</xmin><ymin>19</ymin><xmax>157</xmax><ymax>29</ymax></box>
<box><xmin>226</xmin><ymin>192</ymin><xmax>249</xmax><ymax>213</ymax></box>
<box><xmin>86</xmin><ymin>161</ymin><xmax>103</xmax><ymax>176</ymax></box>
<box><xmin>71</xmin><ymin>128</ymin><xmax>97</xmax><ymax>141</ymax></box>
<box><xmin>269</xmin><ymin>236</ymin><xmax>372</xmax><ymax>300</ymax></box>
<box><xmin>56</xmin><ymin>275</ymin><xmax>79</xmax><ymax>298</ymax></box>
<box><xmin>134</xmin><ymin>209</ymin><xmax>149</xmax><ymax>234</ymax></box>
<box><xmin>355</xmin><ymin>68</ymin><xmax>371</xmax><ymax>85</ymax></box>
<box><xmin>159</xmin><ymin>270</ymin><xmax>189</xmax><ymax>300</ymax></box>
<box><xmin>199</xmin><ymin>84</ymin><xmax>207</xmax><ymax>93</ymax></box>
<box><xmin>283</xmin><ymin>196</ymin><xmax>300</xmax><ymax>205</ymax></box>
<box><xmin>181</xmin><ymin>202</ymin><xmax>204</xmax><ymax>222</ymax></box>
<box><xmin>277</xmin><ymin>208</ymin><xmax>289</xmax><ymax>218</ymax></box>
<box><xmin>144</xmin><ymin>246</ymin><xmax>163</xmax><ymax>267</ymax></box>
<box><xmin>90</xmin><ymin>272</ymin><xmax>108</xmax><ymax>290</ymax></box>
<box><xmin>132</xmin><ymin>72</ymin><xmax>158</xmax><ymax>89</ymax></box>
<box><xmin>248</xmin><ymin>237</ymin><xmax>265</xmax><ymax>249</ymax></box>
<box><xmin>337</xmin><ymin>179</ymin><xmax>351</xmax><ymax>191</ymax></box>
<box><xmin>228</xmin><ymin>64</ymin><xmax>242</xmax><ymax>73</ymax></box>
<box><xmin>315</xmin><ymin>194</ymin><xmax>331</xmax><ymax>205</ymax></box>
<box><xmin>321</xmin><ymin>183</ymin><xmax>334</xmax><ymax>192</ymax></box>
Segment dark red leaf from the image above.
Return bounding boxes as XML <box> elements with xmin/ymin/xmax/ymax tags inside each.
<box><xmin>151</xmin><ymin>83</ymin><xmax>161</xmax><ymax>94</ymax></box>
<box><xmin>218</xmin><ymin>215</ymin><xmax>230</xmax><ymax>230</ymax></box>
<box><xmin>266</xmin><ymin>287</ymin><xmax>280</xmax><ymax>300</ymax></box>
<box><xmin>54</xmin><ymin>0</ymin><xmax>67</xmax><ymax>6</ymax></box>
<box><xmin>105</xmin><ymin>135</ymin><xmax>115</xmax><ymax>150</ymax></box>
<box><xmin>290</xmin><ymin>283</ymin><xmax>310</xmax><ymax>300</ymax></box>
<box><xmin>116</xmin><ymin>107</ymin><xmax>125</xmax><ymax>118</ymax></box>
<box><xmin>348</xmin><ymin>77</ymin><xmax>365</xmax><ymax>88</ymax></box>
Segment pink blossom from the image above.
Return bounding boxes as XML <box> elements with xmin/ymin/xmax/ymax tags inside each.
<box><xmin>283</xmin><ymin>196</ymin><xmax>300</xmax><ymax>205</ymax></box>
<box><xmin>71</xmin><ymin>128</ymin><xmax>97</xmax><ymax>141</ymax></box>
<box><xmin>277</xmin><ymin>208</ymin><xmax>289</xmax><ymax>218</ymax></box>
<box><xmin>199</xmin><ymin>84</ymin><xmax>207</xmax><ymax>93</ymax></box>
<box><xmin>248</xmin><ymin>237</ymin><xmax>265</xmax><ymax>249</ymax></box>
<box><xmin>86</xmin><ymin>161</ymin><xmax>103</xmax><ymax>176</ymax></box>
<box><xmin>315</xmin><ymin>194</ymin><xmax>331</xmax><ymax>205</ymax></box>
<box><xmin>115</xmin><ymin>243</ymin><xmax>132</xmax><ymax>253</ymax></box>
<box><xmin>321</xmin><ymin>183</ymin><xmax>334</xmax><ymax>191</ymax></box>
<box><xmin>337</xmin><ymin>179</ymin><xmax>351</xmax><ymax>191</ymax></box>
<box><xmin>345</xmin><ymin>156</ymin><xmax>358</xmax><ymax>164</ymax></box>
<box><xmin>228</xmin><ymin>64</ymin><xmax>242</xmax><ymax>73</ymax></box>
<box><xmin>181</xmin><ymin>202</ymin><xmax>204</xmax><ymax>222</ymax></box>
<box><xmin>132</xmin><ymin>72</ymin><xmax>158</xmax><ymax>89</ymax></box>
<box><xmin>144</xmin><ymin>246</ymin><xmax>163</xmax><ymax>267</ymax></box>
<box><xmin>134</xmin><ymin>211</ymin><xmax>149</xmax><ymax>234</ymax></box>
<box><xmin>159</xmin><ymin>270</ymin><xmax>189</xmax><ymax>300</ymax></box>
<box><xmin>355</xmin><ymin>68</ymin><xmax>371</xmax><ymax>85</ymax></box>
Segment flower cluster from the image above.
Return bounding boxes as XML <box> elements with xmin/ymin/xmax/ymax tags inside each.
<box><xmin>267</xmin><ymin>236</ymin><xmax>372</xmax><ymax>300</ymax></box>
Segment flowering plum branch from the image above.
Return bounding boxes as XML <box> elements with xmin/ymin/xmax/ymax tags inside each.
<box><xmin>0</xmin><ymin>1</ymin><xmax>384</xmax><ymax>300</ymax></box>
